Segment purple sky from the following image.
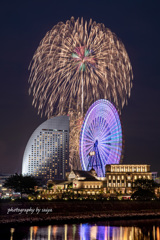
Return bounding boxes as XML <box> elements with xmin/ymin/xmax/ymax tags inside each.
<box><xmin>0</xmin><ymin>0</ymin><xmax>160</xmax><ymax>174</ymax></box>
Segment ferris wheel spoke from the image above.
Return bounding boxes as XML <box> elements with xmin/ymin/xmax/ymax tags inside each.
<box><xmin>109</xmin><ymin>122</ymin><xmax>120</xmax><ymax>133</ymax></box>
<box><xmin>100</xmin><ymin>128</ymin><xmax>111</xmax><ymax>140</ymax></box>
<box><xmin>85</xmin><ymin>144</ymin><xmax>94</xmax><ymax>153</ymax></box>
<box><xmin>84</xmin><ymin>130</ymin><xmax>94</xmax><ymax>140</ymax></box>
<box><xmin>100</xmin><ymin>145</ymin><xmax>112</xmax><ymax>157</ymax></box>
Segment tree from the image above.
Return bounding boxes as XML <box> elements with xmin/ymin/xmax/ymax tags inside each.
<box><xmin>3</xmin><ymin>173</ymin><xmax>38</xmax><ymax>198</ymax></box>
<box><xmin>131</xmin><ymin>188</ymin><xmax>156</xmax><ymax>200</ymax></box>
<box><xmin>47</xmin><ymin>183</ymin><xmax>54</xmax><ymax>190</ymax></box>
<box><xmin>131</xmin><ymin>179</ymin><xmax>159</xmax><ymax>200</ymax></box>
<box><xmin>132</xmin><ymin>179</ymin><xmax>158</xmax><ymax>191</ymax></box>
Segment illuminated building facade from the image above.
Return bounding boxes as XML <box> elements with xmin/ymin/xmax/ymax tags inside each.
<box><xmin>22</xmin><ymin>116</ymin><xmax>69</xmax><ymax>181</ymax></box>
<box><xmin>105</xmin><ymin>164</ymin><xmax>152</xmax><ymax>195</ymax></box>
<box><xmin>68</xmin><ymin>169</ymin><xmax>103</xmax><ymax>192</ymax></box>
<box><xmin>0</xmin><ymin>174</ymin><xmax>11</xmax><ymax>198</ymax></box>
<box><xmin>37</xmin><ymin>164</ymin><xmax>159</xmax><ymax>199</ymax></box>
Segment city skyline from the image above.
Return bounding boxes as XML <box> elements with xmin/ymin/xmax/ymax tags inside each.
<box><xmin>0</xmin><ymin>1</ymin><xmax>160</xmax><ymax>174</ymax></box>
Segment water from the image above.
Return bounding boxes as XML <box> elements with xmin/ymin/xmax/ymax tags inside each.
<box><xmin>1</xmin><ymin>219</ymin><xmax>160</xmax><ymax>240</ymax></box>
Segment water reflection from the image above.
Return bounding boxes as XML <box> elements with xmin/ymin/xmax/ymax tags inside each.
<box><xmin>2</xmin><ymin>219</ymin><xmax>160</xmax><ymax>240</ymax></box>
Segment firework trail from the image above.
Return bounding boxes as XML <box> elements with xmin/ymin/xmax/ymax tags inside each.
<box><xmin>69</xmin><ymin>110</ymin><xmax>83</xmax><ymax>169</ymax></box>
<box><xmin>29</xmin><ymin>17</ymin><xmax>133</xmax><ymax>169</ymax></box>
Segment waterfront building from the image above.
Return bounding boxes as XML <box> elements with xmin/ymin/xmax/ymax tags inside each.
<box><xmin>39</xmin><ymin>169</ymin><xmax>103</xmax><ymax>199</ymax></box>
<box><xmin>0</xmin><ymin>174</ymin><xmax>11</xmax><ymax>198</ymax></box>
<box><xmin>35</xmin><ymin>164</ymin><xmax>158</xmax><ymax>200</ymax></box>
<box><xmin>105</xmin><ymin>164</ymin><xmax>152</xmax><ymax>195</ymax></box>
<box><xmin>68</xmin><ymin>169</ymin><xmax>103</xmax><ymax>193</ymax></box>
<box><xmin>22</xmin><ymin>116</ymin><xmax>70</xmax><ymax>181</ymax></box>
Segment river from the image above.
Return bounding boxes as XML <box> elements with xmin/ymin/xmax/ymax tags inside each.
<box><xmin>1</xmin><ymin>218</ymin><xmax>160</xmax><ymax>240</ymax></box>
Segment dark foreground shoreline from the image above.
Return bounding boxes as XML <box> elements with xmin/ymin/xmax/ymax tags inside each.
<box><xmin>1</xmin><ymin>200</ymin><xmax>160</xmax><ymax>226</ymax></box>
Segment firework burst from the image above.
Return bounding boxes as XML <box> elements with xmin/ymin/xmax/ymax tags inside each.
<box><xmin>29</xmin><ymin>17</ymin><xmax>133</xmax><ymax>169</ymax></box>
<box><xmin>29</xmin><ymin>17</ymin><xmax>133</xmax><ymax>118</ymax></box>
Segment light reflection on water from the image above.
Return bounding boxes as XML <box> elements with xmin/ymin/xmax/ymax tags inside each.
<box><xmin>2</xmin><ymin>219</ymin><xmax>160</xmax><ymax>240</ymax></box>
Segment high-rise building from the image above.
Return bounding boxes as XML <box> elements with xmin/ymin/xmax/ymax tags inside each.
<box><xmin>22</xmin><ymin>116</ymin><xmax>69</xmax><ymax>181</ymax></box>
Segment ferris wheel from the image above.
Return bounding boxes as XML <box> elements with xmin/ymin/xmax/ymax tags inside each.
<box><xmin>79</xmin><ymin>99</ymin><xmax>122</xmax><ymax>177</ymax></box>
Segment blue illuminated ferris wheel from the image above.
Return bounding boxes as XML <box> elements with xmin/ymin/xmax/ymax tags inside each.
<box><xmin>79</xmin><ymin>99</ymin><xmax>122</xmax><ymax>177</ymax></box>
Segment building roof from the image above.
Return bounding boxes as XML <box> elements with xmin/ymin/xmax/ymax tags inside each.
<box><xmin>106</xmin><ymin>164</ymin><xmax>150</xmax><ymax>166</ymax></box>
<box><xmin>71</xmin><ymin>170</ymin><xmax>98</xmax><ymax>181</ymax></box>
<box><xmin>75</xmin><ymin>179</ymin><xmax>101</xmax><ymax>182</ymax></box>
<box><xmin>52</xmin><ymin>180</ymin><xmax>71</xmax><ymax>184</ymax></box>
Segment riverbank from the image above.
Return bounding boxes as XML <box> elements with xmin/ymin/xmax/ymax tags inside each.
<box><xmin>0</xmin><ymin>200</ymin><xmax>160</xmax><ymax>226</ymax></box>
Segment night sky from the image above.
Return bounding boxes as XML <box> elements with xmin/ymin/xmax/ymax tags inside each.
<box><xmin>0</xmin><ymin>0</ymin><xmax>160</xmax><ymax>174</ymax></box>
